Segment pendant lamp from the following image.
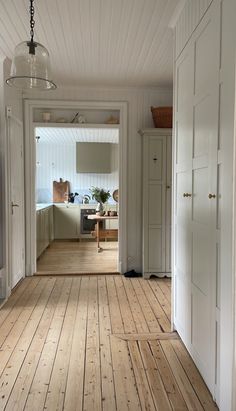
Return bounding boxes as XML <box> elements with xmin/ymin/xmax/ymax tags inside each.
<box><xmin>6</xmin><ymin>0</ymin><xmax>56</xmax><ymax>90</ymax></box>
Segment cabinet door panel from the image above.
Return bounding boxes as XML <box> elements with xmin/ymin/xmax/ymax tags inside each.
<box><xmin>148</xmin><ymin>139</ymin><xmax>163</xmax><ymax>180</ymax></box>
<box><xmin>148</xmin><ymin>228</ymin><xmax>162</xmax><ymax>271</ymax></box>
<box><xmin>148</xmin><ymin>184</ymin><xmax>162</xmax><ymax>225</ymax></box>
<box><xmin>54</xmin><ymin>207</ymin><xmax>79</xmax><ymax>239</ymax></box>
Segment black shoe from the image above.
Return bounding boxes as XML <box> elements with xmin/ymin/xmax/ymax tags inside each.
<box><xmin>123</xmin><ymin>269</ymin><xmax>142</xmax><ymax>278</ymax></box>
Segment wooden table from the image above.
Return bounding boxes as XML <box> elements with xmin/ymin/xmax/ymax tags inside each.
<box><xmin>87</xmin><ymin>214</ymin><xmax>118</xmax><ymax>252</ymax></box>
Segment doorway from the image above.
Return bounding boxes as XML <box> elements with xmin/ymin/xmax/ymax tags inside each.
<box><xmin>34</xmin><ymin>124</ymin><xmax>119</xmax><ymax>274</ymax></box>
<box><xmin>24</xmin><ymin>100</ymin><xmax>128</xmax><ymax>277</ymax></box>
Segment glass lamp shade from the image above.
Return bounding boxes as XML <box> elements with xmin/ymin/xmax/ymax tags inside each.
<box><xmin>6</xmin><ymin>41</ymin><xmax>57</xmax><ymax>90</ymax></box>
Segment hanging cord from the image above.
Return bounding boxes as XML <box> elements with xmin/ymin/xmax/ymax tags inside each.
<box><xmin>28</xmin><ymin>0</ymin><xmax>37</xmax><ymax>54</ymax></box>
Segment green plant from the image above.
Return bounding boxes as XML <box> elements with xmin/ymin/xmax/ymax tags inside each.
<box><xmin>89</xmin><ymin>187</ymin><xmax>111</xmax><ymax>204</ymax></box>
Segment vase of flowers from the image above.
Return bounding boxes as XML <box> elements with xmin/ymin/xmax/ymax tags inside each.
<box><xmin>89</xmin><ymin>187</ymin><xmax>111</xmax><ymax>215</ymax></box>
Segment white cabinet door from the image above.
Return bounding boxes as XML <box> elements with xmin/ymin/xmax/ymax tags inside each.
<box><xmin>174</xmin><ymin>1</ymin><xmax>220</xmax><ymax>396</ymax></box>
<box><xmin>141</xmin><ymin>130</ymin><xmax>172</xmax><ymax>278</ymax></box>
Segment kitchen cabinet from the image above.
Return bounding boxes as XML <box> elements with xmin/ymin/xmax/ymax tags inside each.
<box><xmin>54</xmin><ymin>204</ymin><xmax>80</xmax><ymax>239</ymax></box>
<box><xmin>36</xmin><ymin>205</ymin><xmax>54</xmax><ymax>258</ymax></box>
<box><xmin>140</xmin><ymin>128</ymin><xmax>172</xmax><ymax>278</ymax></box>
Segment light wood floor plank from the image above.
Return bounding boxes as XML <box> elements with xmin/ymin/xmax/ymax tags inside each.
<box><xmin>149</xmin><ymin>340</ymin><xmax>188</xmax><ymax>410</ymax></box>
<box><xmin>122</xmin><ymin>277</ymin><xmax>150</xmax><ymax>334</ymax></box>
<box><xmin>83</xmin><ymin>277</ymin><xmax>102</xmax><ymax>411</ymax></box>
<box><xmin>0</xmin><ymin>276</ymin><xmax>218</xmax><ymax>411</ymax></box>
<box><xmin>98</xmin><ymin>276</ymin><xmax>117</xmax><ymax>411</ymax></box>
<box><xmin>128</xmin><ymin>340</ymin><xmax>156</xmax><ymax>411</ymax></box>
<box><xmin>131</xmin><ymin>279</ymin><xmax>162</xmax><ymax>333</ymax></box>
<box><xmin>114</xmin><ymin>276</ymin><xmax>137</xmax><ymax>334</ymax></box>
<box><xmin>63</xmin><ymin>277</ymin><xmax>90</xmax><ymax>411</ymax></box>
<box><xmin>5</xmin><ymin>278</ymin><xmax>65</xmax><ymax>411</ymax></box>
<box><xmin>37</xmin><ymin>240</ymin><xmax>119</xmax><ymax>274</ymax></box>
<box><xmin>106</xmin><ymin>276</ymin><xmax>124</xmax><ymax>334</ymax></box>
<box><xmin>171</xmin><ymin>339</ymin><xmax>218</xmax><ymax>410</ymax></box>
<box><xmin>139</xmin><ymin>340</ymin><xmax>172</xmax><ymax>411</ymax></box>
<box><xmin>148</xmin><ymin>279</ymin><xmax>171</xmax><ymax>322</ymax></box>
<box><xmin>0</xmin><ymin>278</ymin><xmax>55</xmax><ymax>410</ymax></box>
<box><xmin>110</xmin><ymin>335</ymin><xmax>141</xmax><ymax>411</ymax></box>
<box><xmin>0</xmin><ymin>279</ymin><xmax>46</xmax><ymax>377</ymax></box>
<box><xmin>0</xmin><ymin>278</ymin><xmax>32</xmax><ymax>328</ymax></box>
<box><xmin>24</xmin><ymin>278</ymin><xmax>73</xmax><ymax>411</ymax></box>
<box><xmin>139</xmin><ymin>279</ymin><xmax>171</xmax><ymax>333</ymax></box>
<box><xmin>0</xmin><ymin>278</ymin><xmax>40</xmax><ymax>347</ymax></box>
<box><xmin>44</xmin><ymin>277</ymin><xmax>81</xmax><ymax>411</ymax></box>
<box><xmin>160</xmin><ymin>340</ymin><xmax>204</xmax><ymax>410</ymax></box>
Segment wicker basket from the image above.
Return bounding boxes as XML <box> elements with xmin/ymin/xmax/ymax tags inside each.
<box><xmin>151</xmin><ymin>106</ymin><xmax>173</xmax><ymax>128</ymax></box>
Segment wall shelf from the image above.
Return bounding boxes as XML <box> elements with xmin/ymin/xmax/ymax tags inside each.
<box><xmin>33</xmin><ymin>122</ymin><xmax>120</xmax><ymax>129</ymax></box>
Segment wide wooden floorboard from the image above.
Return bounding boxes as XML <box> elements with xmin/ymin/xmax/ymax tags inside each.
<box><xmin>0</xmin><ymin>275</ymin><xmax>218</xmax><ymax>411</ymax></box>
<box><xmin>36</xmin><ymin>240</ymin><xmax>119</xmax><ymax>274</ymax></box>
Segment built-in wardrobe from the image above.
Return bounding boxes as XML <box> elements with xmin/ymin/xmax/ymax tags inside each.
<box><xmin>173</xmin><ymin>1</ymin><xmax>236</xmax><ymax>409</ymax></box>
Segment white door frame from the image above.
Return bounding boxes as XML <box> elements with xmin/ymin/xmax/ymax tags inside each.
<box><xmin>24</xmin><ymin>99</ymin><xmax>128</xmax><ymax>276</ymax></box>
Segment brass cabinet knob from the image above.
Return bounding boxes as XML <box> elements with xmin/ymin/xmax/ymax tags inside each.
<box><xmin>183</xmin><ymin>193</ymin><xmax>192</xmax><ymax>198</ymax></box>
<box><xmin>208</xmin><ymin>193</ymin><xmax>216</xmax><ymax>199</ymax></box>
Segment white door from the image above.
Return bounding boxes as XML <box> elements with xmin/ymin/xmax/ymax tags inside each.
<box><xmin>8</xmin><ymin>111</ymin><xmax>25</xmax><ymax>289</ymax></box>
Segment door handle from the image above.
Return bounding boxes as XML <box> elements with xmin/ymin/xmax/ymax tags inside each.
<box><xmin>11</xmin><ymin>202</ymin><xmax>19</xmax><ymax>214</ymax></box>
<box><xmin>183</xmin><ymin>193</ymin><xmax>192</xmax><ymax>198</ymax></box>
<box><xmin>208</xmin><ymin>194</ymin><xmax>216</xmax><ymax>199</ymax></box>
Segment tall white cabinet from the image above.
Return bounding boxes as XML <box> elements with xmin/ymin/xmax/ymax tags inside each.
<box><xmin>140</xmin><ymin>129</ymin><xmax>172</xmax><ymax>279</ymax></box>
<box><xmin>173</xmin><ymin>0</ymin><xmax>221</xmax><ymax>400</ymax></box>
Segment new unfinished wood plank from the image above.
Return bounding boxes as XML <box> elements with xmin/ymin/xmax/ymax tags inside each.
<box><xmin>128</xmin><ymin>340</ymin><xmax>156</xmax><ymax>411</ymax></box>
<box><xmin>114</xmin><ymin>276</ymin><xmax>136</xmax><ymax>334</ymax></box>
<box><xmin>5</xmin><ymin>278</ymin><xmax>65</xmax><ymax>411</ymax></box>
<box><xmin>110</xmin><ymin>335</ymin><xmax>141</xmax><ymax>410</ymax></box>
<box><xmin>149</xmin><ymin>340</ymin><xmax>188</xmax><ymax>410</ymax></box>
<box><xmin>171</xmin><ymin>339</ymin><xmax>218</xmax><ymax>410</ymax></box>
<box><xmin>160</xmin><ymin>340</ymin><xmax>204</xmax><ymax>410</ymax></box>
<box><xmin>63</xmin><ymin>277</ymin><xmax>90</xmax><ymax>411</ymax></box>
<box><xmin>156</xmin><ymin>279</ymin><xmax>171</xmax><ymax>303</ymax></box>
<box><xmin>106</xmin><ymin>276</ymin><xmax>124</xmax><ymax>334</ymax></box>
<box><xmin>44</xmin><ymin>277</ymin><xmax>81</xmax><ymax>411</ymax></box>
<box><xmin>97</xmin><ymin>276</ymin><xmax>116</xmax><ymax>411</ymax></box>
<box><xmin>24</xmin><ymin>278</ymin><xmax>73</xmax><ymax>411</ymax></box>
<box><xmin>139</xmin><ymin>340</ymin><xmax>172</xmax><ymax>411</ymax></box>
<box><xmin>131</xmin><ymin>279</ymin><xmax>162</xmax><ymax>333</ymax></box>
<box><xmin>122</xmin><ymin>277</ymin><xmax>149</xmax><ymax>333</ymax></box>
<box><xmin>112</xmin><ymin>332</ymin><xmax>179</xmax><ymax>341</ymax></box>
<box><xmin>83</xmin><ymin>277</ymin><xmax>102</xmax><ymax>411</ymax></box>
<box><xmin>139</xmin><ymin>279</ymin><xmax>171</xmax><ymax>333</ymax></box>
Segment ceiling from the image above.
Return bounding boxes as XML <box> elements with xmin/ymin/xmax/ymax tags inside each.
<box><xmin>0</xmin><ymin>0</ymin><xmax>181</xmax><ymax>88</ymax></box>
<box><xmin>35</xmin><ymin>126</ymin><xmax>119</xmax><ymax>144</ymax></box>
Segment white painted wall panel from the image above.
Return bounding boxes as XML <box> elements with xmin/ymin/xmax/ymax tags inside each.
<box><xmin>175</xmin><ymin>0</ymin><xmax>213</xmax><ymax>59</ymax></box>
<box><xmin>24</xmin><ymin>85</ymin><xmax>172</xmax><ymax>271</ymax></box>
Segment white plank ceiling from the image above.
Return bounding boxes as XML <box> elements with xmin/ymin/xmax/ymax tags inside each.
<box><xmin>35</xmin><ymin>127</ymin><xmax>119</xmax><ymax>144</ymax></box>
<box><xmin>0</xmin><ymin>0</ymin><xmax>180</xmax><ymax>87</ymax></box>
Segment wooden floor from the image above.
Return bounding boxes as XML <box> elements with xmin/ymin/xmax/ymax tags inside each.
<box><xmin>37</xmin><ymin>240</ymin><xmax>119</xmax><ymax>275</ymax></box>
<box><xmin>0</xmin><ymin>275</ymin><xmax>218</xmax><ymax>411</ymax></box>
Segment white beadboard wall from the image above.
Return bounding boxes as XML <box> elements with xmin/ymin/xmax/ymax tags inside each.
<box><xmin>36</xmin><ymin>142</ymin><xmax>118</xmax><ymax>203</ymax></box>
<box><xmin>175</xmin><ymin>0</ymin><xmax>213</xmax><ymax>59</ymax></box>
<box><xmin>24</xmin><ymin>85</ymin><xmax>173</xmax><ymax>271</ymax></box>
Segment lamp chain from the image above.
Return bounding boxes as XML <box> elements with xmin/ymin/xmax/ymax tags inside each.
<box><xmin>29</xmin><ymin>0</ymin><xmax>35</xmax><ymax>43</ymax></box>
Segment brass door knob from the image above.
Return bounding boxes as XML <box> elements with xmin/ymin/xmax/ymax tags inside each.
<box><xmin>183</xmin><ymin>193</ymin><xmax>192</xmax><ymax>197</ymax></box>
<box><xmin>208</xmin><ymin>194</ymin><xmax>216</xmax><ymax>199</ymax></box>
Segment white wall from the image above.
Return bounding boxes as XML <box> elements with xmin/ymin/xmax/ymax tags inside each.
<box><xmin>36</xmin><ymin>142</ymin><xmax>118</xmax><ymax>203</ymax></box>
<box><xmin>24</xmin><ymin>85</ymin><xmax>173</xmax><ymax>271</ymax></box>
